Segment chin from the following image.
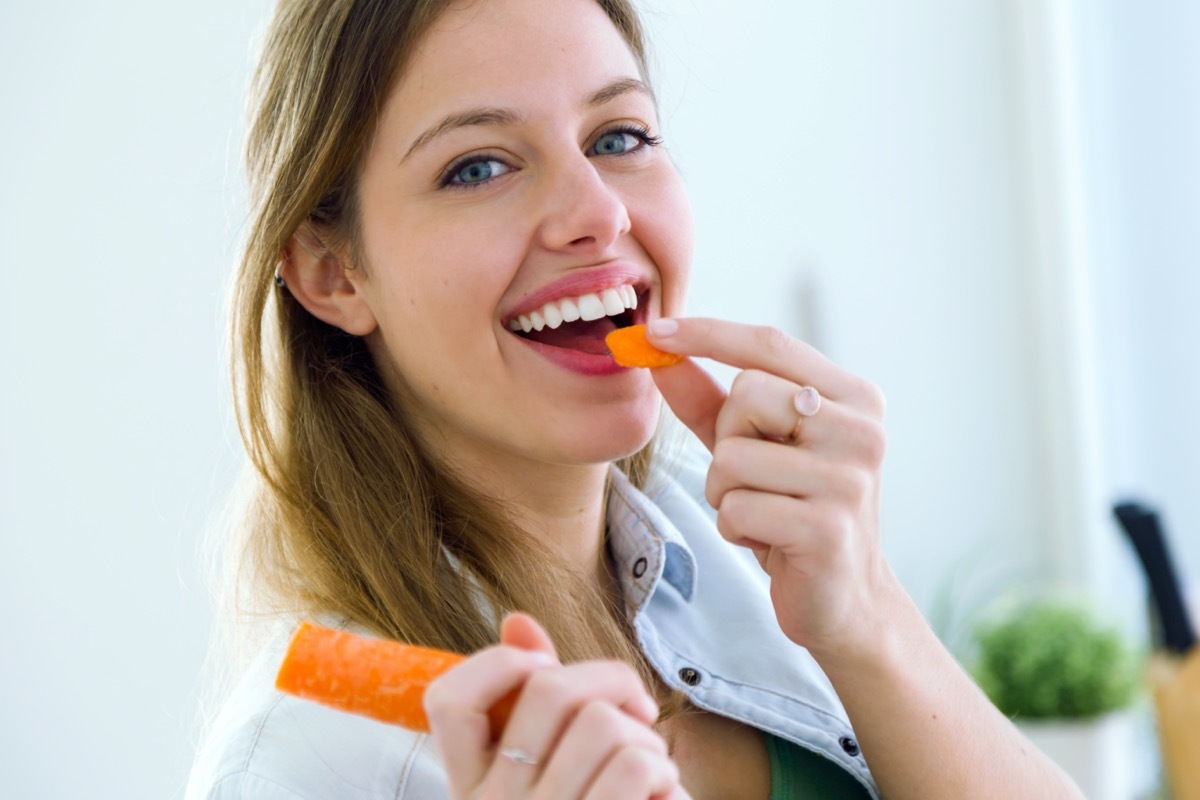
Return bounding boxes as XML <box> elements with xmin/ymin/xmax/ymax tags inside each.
<box><xmin>564</xmin><ymin>399</ymin><xmax>661</xmax><ymax>466</ymax></box>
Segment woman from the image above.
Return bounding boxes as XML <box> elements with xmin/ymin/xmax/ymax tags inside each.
<box><xmin>188</xmin><ymin>0</ymin><xmax>1084</xmax><ymax>797</ymax></box>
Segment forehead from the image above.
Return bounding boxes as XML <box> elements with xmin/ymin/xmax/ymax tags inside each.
<box><xmin>385</xmin><ymin>0</ymin><xmax>643</xmax><ymax>131</ymax></box>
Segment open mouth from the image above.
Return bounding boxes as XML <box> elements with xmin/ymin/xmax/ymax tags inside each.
<box><xmin>506</xmin><ymin>283</ymin><xmax>644</xmax><ymax>355</ymax></box>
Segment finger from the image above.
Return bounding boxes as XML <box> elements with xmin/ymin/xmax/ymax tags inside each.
<box><xmin>582</xmin><ymin>746</ymin><xmax>682</xmax><ymax>800</ymax></box>
<box><xmin>715</xmin><ymin>369</ymin><xmax>819</xmax><ymax>444</ymax></box>
<box><xmin>534</xmin><ymin>700</ymin><xmax>668</xmax><ymax>799</ymax></box>
<box><xmin>650</xmin><ymin>790</ymin><xmax>693</xmax><ymax>800</ymax></box>
<box><xmin>716</xmin><ymin>488</ymin><xmax>855</xmax><ymax>558</ymax></box>
<box><xmin>658</xmin><ymin>789</ymin><xmax>694</xmax><ymax>800</ymax></box>
<box><xmin>647</xmin><ymin>318</ymin><xmax>883</xmax><ymax>410</ymax></box>
<box><xmin>712</xmin><ymin>388</ymin><xmax>886</xmax><ymax>463</ymax></box>
<box><xmin>424</xmin><ymin>646</ymin><xmax>556</xmax><ymax>793</ymax></box>
<box><xmin>500</xmin><ymin>612</ymin><xmax>559</xmax><ymax>661</ymax></box>
<box><xmin>705</xmin><ymin>437</ymin><xmax>845</xmax><ymax>511</ymax></box>
<box><xmin>650</xmin><ymin>356</ymin><xmax>727</xmax><ymax>452</ymax></box>
<box><xmin>491</xmin><ymin>661</ymin><xmax>659</xmax><ymax>790</ymax></box>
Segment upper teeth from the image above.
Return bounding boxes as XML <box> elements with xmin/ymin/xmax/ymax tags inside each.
<box><xmin>509</xmin><ymin>284</ymin><xmax>638</xmax><ymax>332</ymax></box>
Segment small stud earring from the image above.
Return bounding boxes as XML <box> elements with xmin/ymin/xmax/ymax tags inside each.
<box><xmin>273</xmin><ymin>264</ymin><xmax>286</xmax><ymax>288</ymax></box>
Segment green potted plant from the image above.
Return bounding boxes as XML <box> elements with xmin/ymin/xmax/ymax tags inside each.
<box><xmin>972</xmin><ymin>598</ymin><xmax>1143</xmax><ymax>800</ymax></box>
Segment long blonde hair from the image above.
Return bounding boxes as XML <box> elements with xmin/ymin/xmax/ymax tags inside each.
<box><xmin>226</xmin><ymin>0</ymin><xmax>669</xmax><ymax>681</ymax></box>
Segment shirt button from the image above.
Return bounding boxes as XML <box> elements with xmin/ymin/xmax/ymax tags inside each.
<box><xmin>632</xmin><ymin>556</ymin><xmax>648</xmax><ymax>579</ymax></box>
<box><xmin>678</xmin><ymin>667</ymin><xmax>701</xmax><ymax>686</ymax></box>
<box><xmin>839</xmin><ymin>736</ymin><xmax>861</xmax><ymax>757</ymax></box>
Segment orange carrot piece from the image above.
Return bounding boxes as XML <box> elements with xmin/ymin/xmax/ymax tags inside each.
<box><xmin>275</xmin><ymin>621</ymin><xmax>516</xmax><ymax>734</ymax></box>
<box><xmin>605</xmin><ymin>324</ymin><xmax>684</xmax><ymax>368</ymax></box>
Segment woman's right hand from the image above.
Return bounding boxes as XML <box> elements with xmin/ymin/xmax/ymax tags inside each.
<box><xmin>424</xmin><ymin>613</ymin><xmax>689</xmax><ymax>800</ymax></box>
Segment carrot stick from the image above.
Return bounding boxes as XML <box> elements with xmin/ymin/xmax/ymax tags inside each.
<box><xmin>605</xmin><ymin>324</ymin><xmax>685</xmax><ymax>368</ymax></box>
<box><xmin>275</xmin><ymin>621</ymin><xmax>515</xmax><ymax>734</ymax></box>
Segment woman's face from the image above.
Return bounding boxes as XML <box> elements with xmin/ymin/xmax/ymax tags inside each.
<box><xmin>349</xmin><ymin>0</ymin><xmax>693</xmax><ymax>473</ymax></box>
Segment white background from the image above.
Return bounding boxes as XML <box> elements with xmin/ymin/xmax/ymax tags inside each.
<box><xmin>1</xmin><ymin>1</ymin><xmax>1195</xmax><ymax>798</ymax></box>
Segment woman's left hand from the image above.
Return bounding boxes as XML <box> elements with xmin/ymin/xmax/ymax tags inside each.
<box><xmin>645</xmin><ymin>317</ymin><xmax>898</xmax><ymax>663</ymax></box>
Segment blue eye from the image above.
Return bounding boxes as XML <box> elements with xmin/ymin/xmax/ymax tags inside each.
<box><xmin>446</xmin><ymin>157</ymin><xmax>511</xmax><ymax>187</ymax></box>
<box><xmin>589</xmin><ymin>126</ymin><xmax>663</xmax><ymax>158</ymax></box>
<box><xmin>592</xmin><ymin>131</ymin><xmax>640</xmax><ymax>155</ymax></box>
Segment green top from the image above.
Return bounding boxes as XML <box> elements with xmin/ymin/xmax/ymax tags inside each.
<box><xmin>765</xmin><ymin>732</ymin><xmax>874</xmax><ymax>800</ymax></box>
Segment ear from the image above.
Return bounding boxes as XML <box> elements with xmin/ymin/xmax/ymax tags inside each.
<box><xmin>278</xmin><ymin>224</ymin><xmax>377</xmax><ymax>337</ymax></box>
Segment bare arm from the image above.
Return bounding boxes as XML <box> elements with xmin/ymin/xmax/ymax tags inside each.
<box><xmin>811</xmin><ymin>568</ymin><xmax>1083</xmax><ymax>800</ymax></box>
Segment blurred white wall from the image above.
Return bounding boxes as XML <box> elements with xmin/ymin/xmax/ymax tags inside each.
<box><xmin>1071</xmin><ymin>1</ymin><xmax>1200</xmax><ymax>603</ymax></box>
<box><xmin>0</xmin><ymin>1</ymin><xmax>1194</xmax><ymax>798</ymax></box>
<box><xmin>0</xmin><ymin>2</ymin><xmax>269</xmax><ymax>797</ymax></box>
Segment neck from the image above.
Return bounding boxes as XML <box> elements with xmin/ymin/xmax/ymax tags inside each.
<box><xmin>510</xmin><ymin>463</ymin><xmax>611</xmax><ymax>578</ymax></box>
<box><xmin>443</xmin><ymin>445</ymin><xmax>613</xmax><ymax>579</ymax></box>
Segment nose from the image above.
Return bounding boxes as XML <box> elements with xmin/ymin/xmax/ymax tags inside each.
<box><xmin>535</xmin><ymin>155</ymin><xmax>631</xmax><ymax>253</ymax></box>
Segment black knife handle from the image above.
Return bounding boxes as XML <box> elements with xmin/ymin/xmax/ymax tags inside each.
<box><xmin>1114</xmin><ymin>501</ymin><xmax>1196</xmax><ymax>654</ymax></box>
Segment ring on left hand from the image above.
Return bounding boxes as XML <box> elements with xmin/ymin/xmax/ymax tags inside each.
<box><xmin>498</xmin><ymin>747</ymin><xmax>540</xmax><ymax>766</ymax></box>
<box><xmin>788</xmin><ymin>386</ymin><xmax>822</xmax><ymax>442</ymax></box>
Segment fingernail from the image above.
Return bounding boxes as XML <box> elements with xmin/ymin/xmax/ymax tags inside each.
<box><xmin>530</xmin><ymin>652</ymin><xmax>558</xmax><ymax>667</ymax></box>
<box><xmin>648</xmin><ymin>318</ymin><xmax>678</xmax><ymax>337</ymax></box>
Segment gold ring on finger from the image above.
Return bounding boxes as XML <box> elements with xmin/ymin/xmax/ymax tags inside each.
<box><xmin>788</xmin><ymin>386</ymin><xmax>822</xmax><ymax>443</ymax></box>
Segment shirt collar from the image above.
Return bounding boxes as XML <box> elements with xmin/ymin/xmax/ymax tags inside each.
<box><xmin>606</xmin><ymin>464</ymin><xmax>698</xmax><ymax>610</ymax></box>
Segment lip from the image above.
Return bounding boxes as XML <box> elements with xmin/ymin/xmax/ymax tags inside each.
<box><xmin>501</xmin><ymin>264</ymin><xmax>651</xmax><ymax>325</ymax></box>
<box><xmin>501</xmin><ymin>263</ymin><xmax>652</xmax><ymax>377</ymax></box>
<box><xmin>515</xmin><ymin>337</ymin><xmax>631</xmax><ymax>376</ymax></box>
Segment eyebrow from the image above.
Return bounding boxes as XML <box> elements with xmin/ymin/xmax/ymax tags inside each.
<box><xmin>402</xmin><ymin>108</ymin><xmax>522</xmax><ymax>161</ymax></box>
<box><xmin>401</xmin><ymin>78</ymin><xmax>656</xmax><ymax>162</ymax></box>
<box><xmin>586</xmin><ymin>77</ymin><xmax>655</xmax><ymax>107</ymax></box>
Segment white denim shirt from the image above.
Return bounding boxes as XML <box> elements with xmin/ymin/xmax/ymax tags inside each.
<box><xmin>187</xmin><ymin>447</ymin><xmax>881</xmax><ymax>799</ymax></box>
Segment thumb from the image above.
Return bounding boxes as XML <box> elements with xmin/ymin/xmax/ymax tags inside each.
<box><xmin>650</xmin><ymin>359</ymin><xmax>727</xmax><ymax>453</ymax></box>
<box><xmin>500</xmin><ymin>612</ymin><xmax>559</xmax><ymax>662</ymax></box>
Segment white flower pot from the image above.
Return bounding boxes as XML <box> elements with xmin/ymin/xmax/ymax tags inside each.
<box><xmin>1017</xmin><ymin>711</ymin><xmax>1138</xmax><ymax>800</ymax></box>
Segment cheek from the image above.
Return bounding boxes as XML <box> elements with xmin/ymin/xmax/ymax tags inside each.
<box><xmin>362</xmin><ymin>203</ymin><xmax>519</xmax><ymax>318</ymax></box>
<box><xmin>358</xmin><ymin>226</ymin><xmax>515</xmax><ymax>381</ymax></box>
<box><xmin>632</xmin><ymin>171</ymin><xmax>694</xmax><ymax>315</ymax></box>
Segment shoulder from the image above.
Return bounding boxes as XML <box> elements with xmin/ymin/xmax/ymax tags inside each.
<box><xmin>186</xmin><ymin>631</ymin><xmax>449</xmax><ymax>800</ymax></box>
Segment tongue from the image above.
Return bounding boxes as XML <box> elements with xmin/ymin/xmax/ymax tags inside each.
<box><xmin>524</xmin><ymin>317</ymin><xmax>618</xmax><ymax>354</ymax></box>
